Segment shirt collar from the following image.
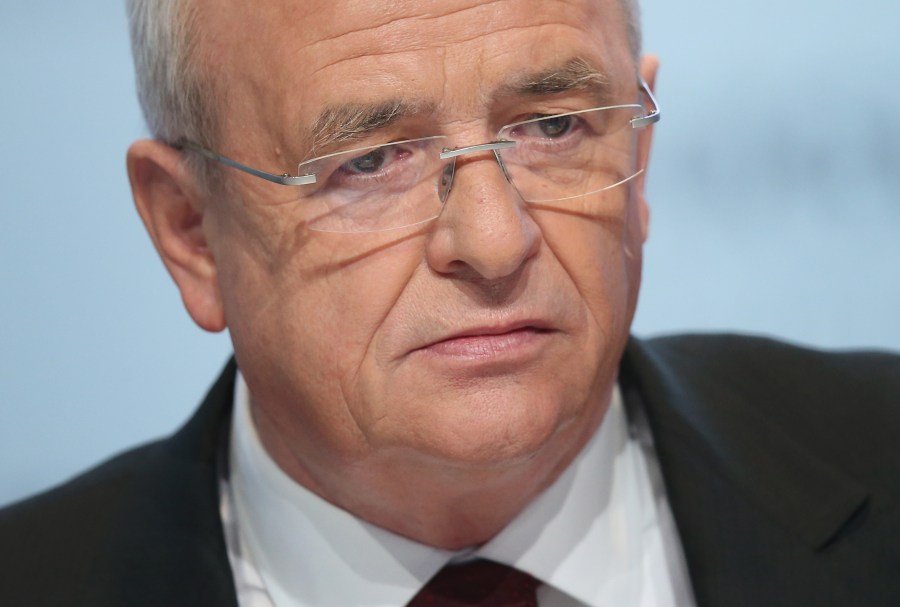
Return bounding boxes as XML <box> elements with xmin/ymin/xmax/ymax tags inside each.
<box><xmin>230</xmin><ymin>373</ymin><xmax>654</xmax><ymax>607</ymax></box>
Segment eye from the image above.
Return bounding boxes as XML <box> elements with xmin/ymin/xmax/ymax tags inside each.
<box><xmin>322</xmin><ymin>140</ymin><xmax>427</xmax><ymax>193</ymax></box>
<box><xmin>536</xmin><ymin>114</ymin><xmax>574</xmax><ymax>138</ymax></box>
<box><xmin>299</xmin><ymin>137</ymin><xmax>443</xmax><ymax>198</ymax></box>
<box><xmin>345</xmin><ymin>147</ymin><xmax>390</xmax><ymax>174</ymax></box>
<box><xmin>509</xmin><ymin>113</ymin><xmax>582</xmax><ymax>141</ymax></box>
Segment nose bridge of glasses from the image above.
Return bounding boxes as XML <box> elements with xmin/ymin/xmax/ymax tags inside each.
<box><xmin>437</xmin><ymin>140</ymin><xmax>517</xmax><ymax>202</ymax></box>
<box><xmin>438</xmin><ymin>140</ymin><xmax>516</xmax><ymax>161</ymax></box>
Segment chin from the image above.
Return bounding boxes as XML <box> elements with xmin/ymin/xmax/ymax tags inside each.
<box><xmin>382</xmin><ymin>382</ymin><xmax>590</xmax><ymax>470</ymax></box>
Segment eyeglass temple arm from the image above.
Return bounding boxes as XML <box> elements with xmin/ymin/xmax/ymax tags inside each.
<box><xmin>178</xmin><ymin>141</ymin><xmax>316</xmax><ymax>186</ymax></box>
<box><xmin>631</xmin><ymin>78</ymin><xmax>661</xmax><ymax>129</ymax></box>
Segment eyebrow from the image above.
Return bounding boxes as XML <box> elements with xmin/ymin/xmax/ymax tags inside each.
<box><xmin>308</xmin><ymin>99</ymin><xmax>432</xmax><ymax>156</ymax></box>
<box><xmin>497</xmin><ymin>57</ymin><xmax>613</xmax><ymax>102</ymax></box>
<box><xmin>304</xmin><ymin>57</ymin><xmax>612</xmax><ymax>156</ymax></box>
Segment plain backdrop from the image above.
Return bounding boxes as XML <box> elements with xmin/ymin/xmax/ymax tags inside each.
<box><xmin>1</xmin><ymin>1</ymin><xmax>898</xmax><ymax>506</ymax></box>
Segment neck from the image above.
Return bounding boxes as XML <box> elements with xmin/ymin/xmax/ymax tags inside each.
<box><xmin>252</xmin><ymin>396</ymin><xmax>608</xmax><ymax>549</ymax></box>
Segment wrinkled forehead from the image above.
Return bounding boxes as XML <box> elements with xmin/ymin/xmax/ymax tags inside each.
<box><xmin>199</xmin><ymin>0</ymin><xmax>635</xmax><ymax>148</ymax></box>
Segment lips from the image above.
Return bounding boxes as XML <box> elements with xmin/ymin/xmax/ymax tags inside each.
<box><xmin>414</xmin><ymin>321</ymin><xmax>556</xmax><ymax>359</ymax></box>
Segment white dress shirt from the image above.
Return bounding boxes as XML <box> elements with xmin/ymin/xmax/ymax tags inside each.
<box><xmin>221</xmin><ymin>372</ymin><xmax>695</xmax><ymax>606</ymax></box>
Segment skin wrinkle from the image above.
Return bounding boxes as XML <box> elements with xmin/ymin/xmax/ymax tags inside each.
<box><xmin>232</xmin><ymin>199</ymin><xmax>306</xmax><ymax>272</ymax></box>
<box><xmin>308</xmin><ymin>229</ymin><xmax>431</xmax><ymax>275</ymax></box>
<box><xmin>305</xmin><ymin>0</ymin><xmax>513</xmax><ymax>51</ymax></box>
<box><xmin>218</xmin><ymin>161</ymin><xmax>423</xmax><ymax>278</ymax></box>
<box><xmin>306</xmin><ymin>17</ymin><xmax>585</xmax><ymax>79</ymax></box>
<box><xmin>531</xmin><ymin>208</ymin><xmax>627</xmax><ymax>335</ymax></box>
<box><xmin>261</xmin><ymin>186</ymin><xmax>434</xmax><ymax>281</ymax></box>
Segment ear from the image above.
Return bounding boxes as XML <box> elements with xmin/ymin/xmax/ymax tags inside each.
<box><xmin>634</xmin><ymin>54</ymin><xmax>660</xmax><ymax>243</ymax></box>
<box><xmin>127</xmin><ymin>139</ymin><xmax>226</xmax><ymax>332</ymax></box>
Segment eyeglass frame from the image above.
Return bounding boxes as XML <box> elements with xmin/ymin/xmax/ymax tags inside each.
<box><xmin>176</xmin><ymin>78</ymin><xmax>659</xmax><ymax>193</ymax></box>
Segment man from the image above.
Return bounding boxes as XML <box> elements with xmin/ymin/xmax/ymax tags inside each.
<box><xmin>1</xmin><ymin>0</ymin><xmax>898</xmax><ymax>605</ymax></box>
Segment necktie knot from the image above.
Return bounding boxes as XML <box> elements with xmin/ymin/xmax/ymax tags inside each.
<box><xmin>407</xmin><ymin>559</ymin><xmax>540</xmax><ymax>606</ymax></box>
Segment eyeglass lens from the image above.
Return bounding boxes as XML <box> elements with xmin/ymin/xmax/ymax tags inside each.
<box><xmin>299</xmin><ymin>104</ymin><xmax>645</xmax><ymax>233</ymax></box>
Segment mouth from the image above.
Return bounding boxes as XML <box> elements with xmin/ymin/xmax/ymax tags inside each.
<box><xmin>415</xmin><ymin>322</ymin><xmax>557</xmax><ymax>360</ymax></box>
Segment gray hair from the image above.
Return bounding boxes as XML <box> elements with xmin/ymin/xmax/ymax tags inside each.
<box><xmin>127</xmin><ymin>0</ymin><xmax>642</xmax><ymax>179</ymax></box>
<box><xmin>126</xmin><ymin>0</ymin><xmax>220</xmax><ymax>186</ymax></box>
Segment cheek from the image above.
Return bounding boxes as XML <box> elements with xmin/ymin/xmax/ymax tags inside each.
<box><xmin>535</xmin><ymin>197</ymin><xmax>643</xmax><ymax>332</ymax></box>
<box><xmin>227</xmin><ymin>227</ymin><xmax>426</xmax><ymax>398</ymax></box>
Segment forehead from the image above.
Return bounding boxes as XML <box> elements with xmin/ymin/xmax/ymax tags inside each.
<box><xmin>203</xmin><ymin>0</ymin><xmax>634</xmax><ymax>145</ymax></box>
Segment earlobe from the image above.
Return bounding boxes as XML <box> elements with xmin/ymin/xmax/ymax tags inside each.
<box><xmin>127</xmin><ymin>140</ymin><xmax>226</xmax><ymax>332</ymax></box>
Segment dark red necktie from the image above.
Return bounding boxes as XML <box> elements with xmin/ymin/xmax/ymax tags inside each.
<box><xmin>406</xmin><ymin>559</ymin><xmax>540</xmax><ymax>606</ymax></box>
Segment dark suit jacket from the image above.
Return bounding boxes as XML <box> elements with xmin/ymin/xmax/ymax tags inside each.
<box><xmin>2</xmin><ymin>334</ymin><xmax>899</xmax><ymax>606</ymax></box>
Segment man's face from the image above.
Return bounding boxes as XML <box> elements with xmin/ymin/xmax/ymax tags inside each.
<box><xmin>200</xmin><ymin>0</ymin><xmax>652</xmax><ymax>479</ymax></box>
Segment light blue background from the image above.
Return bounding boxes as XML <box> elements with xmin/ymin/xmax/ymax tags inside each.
<box><xmin>1</xmin><ymin>1</ymin><xmax>898</xmax><ymax>506</ymax></box>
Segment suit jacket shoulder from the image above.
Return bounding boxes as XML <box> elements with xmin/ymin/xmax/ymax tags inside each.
<box><xmin>0</xmin><ymin>360</ymin><xmax>239</xmax><ymax>607</ymax></box>
<box><xmin>623</xmin><ymin>334</ymin><xmax>900</xmax><ymax>606</ymax></box>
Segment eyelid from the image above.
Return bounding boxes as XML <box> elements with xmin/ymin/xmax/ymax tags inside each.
<box><xmin>301</xmin><ymin>135</ymin><xmax>446</xmax><ymax>167</ymax></box>
<box><xmin>318</xmin><ymin>138</ymin><xmax>435</xmax><ymax>190</ymax></box>
<box><xmin>504</xmin><ymin>88</ymin><xmax>613</xmax><ymax>117</ymax></box>
<box><xmin>499</xmin><ymin>106</ymin><xmax>585</xmax><ymax>134</ymax></box>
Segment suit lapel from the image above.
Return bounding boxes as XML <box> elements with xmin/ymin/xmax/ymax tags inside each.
<box><xmin>98</xmin><ymin>358</ymin><xmax>240</xmax><ymax>607</ymax></box>
<box><xmin>620</xmin><ymin>336</ymin><xmax>871</xmax><ymax>605</ymax></box>
<box><xmin>622</xmin><ymin>336</ymin><xmax>868</xmax><ymax>547</ymax></box>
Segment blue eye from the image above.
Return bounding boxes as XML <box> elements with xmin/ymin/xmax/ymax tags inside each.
<box><xmin>537</xmin><ymin>115</ymin><xmax>574</xmax><ymax>137</ymax></box>
<box><xmin>346</xmin><ymin>148</ymin><xmax>387</xmax><ymax>174</ymax></box>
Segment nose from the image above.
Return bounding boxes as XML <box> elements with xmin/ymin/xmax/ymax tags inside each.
<box><xmin>425</xmin><ymin>152</ymin><xmax>541</xmax><ymax>281</ymax></box>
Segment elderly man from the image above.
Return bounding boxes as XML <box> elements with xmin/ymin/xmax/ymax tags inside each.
<box><xmin>1</xmin><ymin>0</ymin><xmax>898</xmax><ymax>605</ymax></box>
